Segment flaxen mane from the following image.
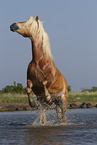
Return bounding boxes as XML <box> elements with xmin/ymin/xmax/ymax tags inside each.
<box><xmin>24</xmin><ymin>16</ymin><xmax>53</xmax><ymax>60</ymax></box>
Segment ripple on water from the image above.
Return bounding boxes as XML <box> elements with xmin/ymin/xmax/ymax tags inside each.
<box><xmin>0</xmin><ymin>109</ymin><xmax>97</xmax><ymax>145</ymax></box>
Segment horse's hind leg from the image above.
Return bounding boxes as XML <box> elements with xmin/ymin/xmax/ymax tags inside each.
<box><xmin>42</xmin><ymin>108</ymin><xmax>47</xmax><ymax>124</ymax></box>
<box><xmin>56</xmin><ymin>105</ymin><xmax>62</xmax><ymax>122</ymax></box>
<box><xmin>61</xmin><ymin>93</ymin><xmax>68</xmax><ymax>122</ymax></box>
<box><xmin>26</xmin><ymin>79</ymin><xmax>36</xmax><ymax>108</ymax></box>
<box><xmin>56</xmin><ymin>93</ymin><xmax>68</xmax><ymax>122</ymax></box>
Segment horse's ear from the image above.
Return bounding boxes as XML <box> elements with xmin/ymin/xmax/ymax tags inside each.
<box><xmin>35</xmin><ymin>15</ymin><xmax>39</xmax><ymax>22</ymax></box>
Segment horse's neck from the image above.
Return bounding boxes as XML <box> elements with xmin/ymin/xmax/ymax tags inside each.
<box><xmin>31</xmin><ymin>39</ymin><xmax>56</xmax><ymax>83</ymax></box>
<box><xmin>31</xmin><ymin>39</ymin><xmax>54</xmax><ymax>68</ymax></box>
<box><xmin>31</xmin><ymin>40</ymin><xmax>43</xmax><ymax>63</ymax></box>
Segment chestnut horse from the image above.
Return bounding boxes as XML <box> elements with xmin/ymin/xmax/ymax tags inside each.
<box><xmin>10</xmin><ymin>15</ymin><xmax>68</xmax><ymax>123</ymax></box>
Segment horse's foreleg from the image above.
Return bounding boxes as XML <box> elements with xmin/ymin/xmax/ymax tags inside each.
<box><xmin>43</xmin><ymin>81</ymin><xmax>52</xmax><ymax>103</ymax></box>
<box><xmin>56</xmin><ymin>105</ymin><xmax>62</xmax><ymax>122</ymax></box>
<box><xmin>26</xmin><ymin>79</ymin><xmax>35</xmax><ymax>108</ymax></box>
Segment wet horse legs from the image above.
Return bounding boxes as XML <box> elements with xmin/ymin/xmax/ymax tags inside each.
<box><xmin>40</xmin><ymin>80</ymin><xmax>52</xmax><ymax>124</ymax></box>
<box><xmin>56</xmin><ymin>94</ymin><xmax>67</xmax><ymax>122</ymax></box>
<box><xmin>26</xmin><ymin>79</ymin><xmax>35</xmax><ymax>108</ymax></box>
<box><xmin>56</xmin><ymin>105</ymin><xmax>62</xmax><ymax>121</ymax></box>
<box><xmin>42</xmin><ymin>108</ymin><xmax>47</xmax><ymax>124</ymax></box>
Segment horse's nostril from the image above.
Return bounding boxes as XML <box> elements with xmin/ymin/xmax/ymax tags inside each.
<box><xmin>10</xmin><ymin>23</ymin><xmax>19</xmax><ymax>32</ymax></box>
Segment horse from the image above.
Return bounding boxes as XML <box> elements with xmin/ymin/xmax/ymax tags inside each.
<box><xmin>10</xmin><ymin>15</ymin><xmax>68</xmax><ymax>123</ymax></box>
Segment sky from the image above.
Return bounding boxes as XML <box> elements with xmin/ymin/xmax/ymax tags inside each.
<box><xmin>0</xmin><ymin>0</ymin><xmax>97</xmax><ymax>91</ymax></box>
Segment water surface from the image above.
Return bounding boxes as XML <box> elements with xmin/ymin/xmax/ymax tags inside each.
<box><xmin>0</xmin><ymin>109</ymin><xmax>97</xmax><ymax>145</ymax></box>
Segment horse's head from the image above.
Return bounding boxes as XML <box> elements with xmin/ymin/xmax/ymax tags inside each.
<box><xmin>10</xmin><ymin>15</ymin><xmax>53</xmax><ymax>60</ymax></box>
<box><xmin>10</xmin><ymin>15</ymin><xmax>40</xmax><ymax>38</ymax></box>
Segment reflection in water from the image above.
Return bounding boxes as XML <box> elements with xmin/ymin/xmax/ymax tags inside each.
<box><xmin>24</xmin><ymin>127</ymin><xmax>71</xmax><ymax>145</ymax></box>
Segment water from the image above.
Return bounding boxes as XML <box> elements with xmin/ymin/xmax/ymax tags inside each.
<box><xmin>0</xmin><ymin>109</ymin><xmax>97</xmax><ymax>145</ymax></box>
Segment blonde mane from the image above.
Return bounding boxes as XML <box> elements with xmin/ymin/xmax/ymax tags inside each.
<box><xmin>24</xmin><ymin>16</ymin><xmax>53</xmax><ymax>60</ymax></box>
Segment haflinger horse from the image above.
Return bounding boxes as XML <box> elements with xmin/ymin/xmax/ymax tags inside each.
<box><xmin>10</xmin><ymin>15</ymin><xmax>68</xmax><ymax>123</ymax></box>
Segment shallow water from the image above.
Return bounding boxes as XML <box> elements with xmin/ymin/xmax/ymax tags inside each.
<box><xmin>0</xmin><ymin>109</ymin><xmax>97</xmax><ymax>145</ymax></box>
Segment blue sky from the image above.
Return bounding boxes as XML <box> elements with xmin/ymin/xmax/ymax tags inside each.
<box><xmin>0</xmin><ymin>0</ymin><xmax>97</xmax><ymax>91</ymax></box>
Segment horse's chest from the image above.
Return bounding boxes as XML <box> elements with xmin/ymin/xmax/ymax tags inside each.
<box><xmin>27</xmin><ymin>61</ymin><xmax>55</xmax><ymax>89</ymax></box>
<box><xmin>27</xmin><ymin>62</ymin><xmax>45</xmax><ymax>83</ymax></box>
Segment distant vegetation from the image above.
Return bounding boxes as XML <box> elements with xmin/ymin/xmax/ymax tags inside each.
<box><xmin>0</xmin><ymin>81</ymin><xmax>26</xmax><ymax>94</ymax></box>
<box><xmin>0</xmin><ymin>93</ymin><xmax>28</xmax><ymax>104</ymax></box>
<box><xmin>68</xmin><ymin>86</ymin><xmax>71</xmax><ymax>92</ymax></box>
<box><xmin>68</xmin><ymin>91</ymin><xmax>97</xmax><ymax>104</ymax></box>
<box><xmin>0</xmin><ymin>82</ymin><xmax>72</xmax><ymax>94</ymax></box>
<box><xmin>0</xmin><ymin>82</ymin><xmax>97</xmax><ymax>105</ymax></box>
<box><xmin>81</xmin><ymin>87</ymin><xmax>97</xmax><ymax>92</ymax></box>
<box><xmin>0</xmin><ymin>81</ymin><xmax>97</xmax><ymax>94</ymax></box>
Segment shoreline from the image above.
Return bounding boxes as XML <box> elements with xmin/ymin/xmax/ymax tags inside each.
<box><xmin>0</xmin><ymin>102</ymin><xmax>97</xmax><ymax>112</ymax></box>
<box><xmin>0</xmin><ymin>92</ymin><xmax>97</xmax><ymax>112</ymax></box>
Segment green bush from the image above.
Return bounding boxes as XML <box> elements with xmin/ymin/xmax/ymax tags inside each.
<box><xmin>81</xmin><ymin>86</ymin><xmax>97</xmax><ymax>92</ymax></box>
<box><xmin>68</xmin><ymin>86</ymin><xmax>71</xmax><ymax>92</ymax></box>
<box><xmin>1</xmin><ymin>81</ymin><xmax>26</xmax><ymax>94</ymax></box>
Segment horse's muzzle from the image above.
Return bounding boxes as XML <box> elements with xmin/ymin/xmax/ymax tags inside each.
<box><xmin>10</xmin><ymin>23</ymin><xmax>19</xmax><ymax>32</ymax></box>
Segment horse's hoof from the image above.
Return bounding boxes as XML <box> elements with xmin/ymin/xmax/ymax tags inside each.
<box><xmin>29</xmin><ymin>100</ymin><xmax>37</xmax><ymax>108</ymax></box>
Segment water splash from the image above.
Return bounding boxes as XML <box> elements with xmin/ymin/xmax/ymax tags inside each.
<box><xmin>32</xmin><ymin>107</ymin><xmax>43</xmax><ymax>126</ymax></box>
<box><xmin>30</xmin><ymin>108</ymin><xmax>68</xmax><ymax>128</ymax></box>
<box><xmin>30</xmin><ymin>108</ymin><xmax>86</xmax><ymax>128</ymax></box>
